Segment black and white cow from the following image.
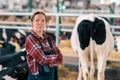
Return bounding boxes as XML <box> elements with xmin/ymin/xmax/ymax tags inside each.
<box><xmin>0</xmin><ymin>41</ymin><xmax>15</xmax><ymax>56</ymax></box>
<box><xmin>0</xmin><ymin>62</ymin><xmax>28</xmax><ymax>80</ymax></box>
<box><xmin>71</xmin><ymin>14</ymin><xmax>114</xmax><ymax>80</ymax></box>
<box><xmin>114</xmin><ymin>36</ymin><xmax>120</xmax><ymax>52</ymax></box>
<box><xmin>0</xmin><ymin>50</ymin><xmax>28</xmax><ymax>80</ymax></box>
<box><xmin>0</xmin><ymin>29</ymin><xmax>27</xmax><ymax>50</ymax></box>
<box><xmin>0</xmin><ymin>50</ymin><xmax>26</xmax><ymax>69</ymax></box>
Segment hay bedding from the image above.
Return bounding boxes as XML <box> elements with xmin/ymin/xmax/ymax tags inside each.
<box><xmin>59</xmin><ymin>40</ymin><xmax>120</xmax><ymax>58</ymax></box>
<box><xmin>59</xmin><ymin>40</ymin><xmax>120</xmax><ymax>68</ymax></box>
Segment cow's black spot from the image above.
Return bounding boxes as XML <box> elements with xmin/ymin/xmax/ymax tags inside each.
<box><xmin>77</xmin><ymin>17</ymin><xmax>106</xmax><ymax>50</ymax></box>
<box><xmin>92</xmin><ymin>18</ymin><xmax>106</xmax><ymax>44</ymax></box>
<box><xmin>77</xmin><ymin>20</ymin><xmax>91</xmax><ymax>50</ymax></box>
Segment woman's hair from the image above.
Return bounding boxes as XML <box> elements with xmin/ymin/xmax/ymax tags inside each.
<box><xmin>31</xmin><ymin>11</ymin><xmax>47</xmax><ymax>22</ymax></box>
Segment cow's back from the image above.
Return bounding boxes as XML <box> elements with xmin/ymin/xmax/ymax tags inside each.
<box><xmin>75</xmin><ymin>15</ymin><xmax>114</xmax><ymax>52</ymax></box>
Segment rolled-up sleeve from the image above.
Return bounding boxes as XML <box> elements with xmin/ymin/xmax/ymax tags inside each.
<box><xmin>25</xmin><ymin>36</ymin><xmax>57</xmax><ymax>66</ymax></box>
<box><xmin>49</xmin><ymin>36</ymin><xmax>63</xmax><ymax>65</ymax></box>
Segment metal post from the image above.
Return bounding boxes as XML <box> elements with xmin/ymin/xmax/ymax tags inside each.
<box><xmin>56</xmin><ymin>14</ymin><xmax>60</xmax><ymax>46</ymax></box>
<box><xmin>28</xmin><ymin>0</ymin><xmax>33</xmax><ymax>19</ymax></box>
<box><xmin>55</xmin><ymin>0</ymin><xmax>62</xmax><ymax>46</ymax></box>
<box><xmin>28</xmin><ymin>0</ymin><xmax>33</xmax><ymax>12</ymax></box>
<box><xmin>56</xmin><ymin>0</ymin><xmax>60</xmax><ymax>13</ymax></box>
<box><xmin>109</xmin><ymin>2</ymin><xmax>115</xmax><ymax>25</ymax></box>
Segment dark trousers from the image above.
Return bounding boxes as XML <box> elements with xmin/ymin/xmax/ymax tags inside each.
<box><xmin>54</xmin><ymin>66</ymin><xmax>58</xmax><ymax>80</ymax></box>
<box><xmin>28</xmin><ymin>66</ymin><xmax>55</xmax><ymax>80</ymax></box>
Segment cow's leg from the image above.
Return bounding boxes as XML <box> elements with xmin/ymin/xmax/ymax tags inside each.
<box><xmin>78</xmin><ymin>50</ymin><xmax>89</xmax><ymax>80</ymax></box>
<box><xmin>90</xmin><ymin>40</ymin><xmax>95</xmax><ymax>80</ymax></box>
<box><xmin>77</xmin><ymin>58</ymin><xmax>82</xmax><ymax>80</ymax></box>
<box><xmin>75</xmin><ymin>51</ymin><xmax>82</xmax><ymax>80</ymax></box>
<box><xmin>81</xmin><ymin>58</ymin><xmax>89</xmax><ymax>80</ymax></box>
<box><xmin>90</xmin><ymin>55</ymin><xmax>95</xmax><ymax>80</ymax></box>
<box><xmin>97</xmin><ymin>52</ymin><xmax>107</xmax><ymax>80</ymax></box>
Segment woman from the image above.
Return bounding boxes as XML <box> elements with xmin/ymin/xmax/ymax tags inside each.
<box><xmin>25</xmin><ymin>11</ymin><xmax>62</xmax><ymax>80</ymax></box>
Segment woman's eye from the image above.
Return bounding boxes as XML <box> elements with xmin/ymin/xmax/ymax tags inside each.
<box><xmin>42</xmin><ymin>19</ymin><xmax>45</xmax><ymax>22</ymax></box>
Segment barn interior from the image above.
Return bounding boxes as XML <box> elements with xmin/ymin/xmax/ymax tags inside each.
<box><xmin>0</xmin><ymin>0</ymin><xmax>120</xmax><ymax>80</ymax></box>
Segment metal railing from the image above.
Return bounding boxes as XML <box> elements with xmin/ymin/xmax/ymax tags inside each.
<box><xmin>0</xmin><ymin>12</ymin><xmax>120</xmax><ymax>46</ymax></box>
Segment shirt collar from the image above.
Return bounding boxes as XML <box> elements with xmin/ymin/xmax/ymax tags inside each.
<box><xmin>31</xmin><ymin>30</ymin><xmax>48</xmax><ymax>39</ymax></box>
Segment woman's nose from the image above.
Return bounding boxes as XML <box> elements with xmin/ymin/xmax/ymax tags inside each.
<box><xmin>38</xmin><ymin>21</ymin><xmax>42</xmax><ymax>24</ymax></box>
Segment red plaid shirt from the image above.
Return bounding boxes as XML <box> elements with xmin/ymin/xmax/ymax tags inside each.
<box><xmin>25</xmin><ymin>30</ymin><xmax>62</xmax><ymax>75</ymax></box>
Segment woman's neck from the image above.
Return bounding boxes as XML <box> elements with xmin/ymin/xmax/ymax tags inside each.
<box><xmin>37</xmin><ymin>31</ymin><xmax>44</xmax><ymax>39</ymax></box>
<box><xmin>33</xmin><ymin>30</ymin><xmax>44</xmax><ymax>39</ymax></box>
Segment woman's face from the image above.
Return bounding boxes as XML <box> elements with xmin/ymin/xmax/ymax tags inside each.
<box><xmin>32</xmin><ymin>14</ymin><xmax>47</xmax><ymax>33</ymax></box>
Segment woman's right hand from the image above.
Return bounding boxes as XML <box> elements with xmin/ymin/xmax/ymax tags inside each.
<box><xmin>46</xmin><ymin>54</ymin><xmax>58</xmax><ymax>67</ymax></box>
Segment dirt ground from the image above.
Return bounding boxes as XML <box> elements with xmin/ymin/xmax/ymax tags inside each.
<box><xmin>58</xmin><ymin>64</ymin><xmax>78</xmax><ymax>80</ymax></box>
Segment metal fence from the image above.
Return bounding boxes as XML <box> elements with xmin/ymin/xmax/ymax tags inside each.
<box><xmin>0</xmin><ymin>12</ymin><xmax>120</xmax><ymax>46</ymax></box>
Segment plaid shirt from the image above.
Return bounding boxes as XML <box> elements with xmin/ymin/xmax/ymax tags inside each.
<box><xmin>25</xmin><ymin>30</ymin><xmax>62</xmax><ymax>75</ymax></box>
